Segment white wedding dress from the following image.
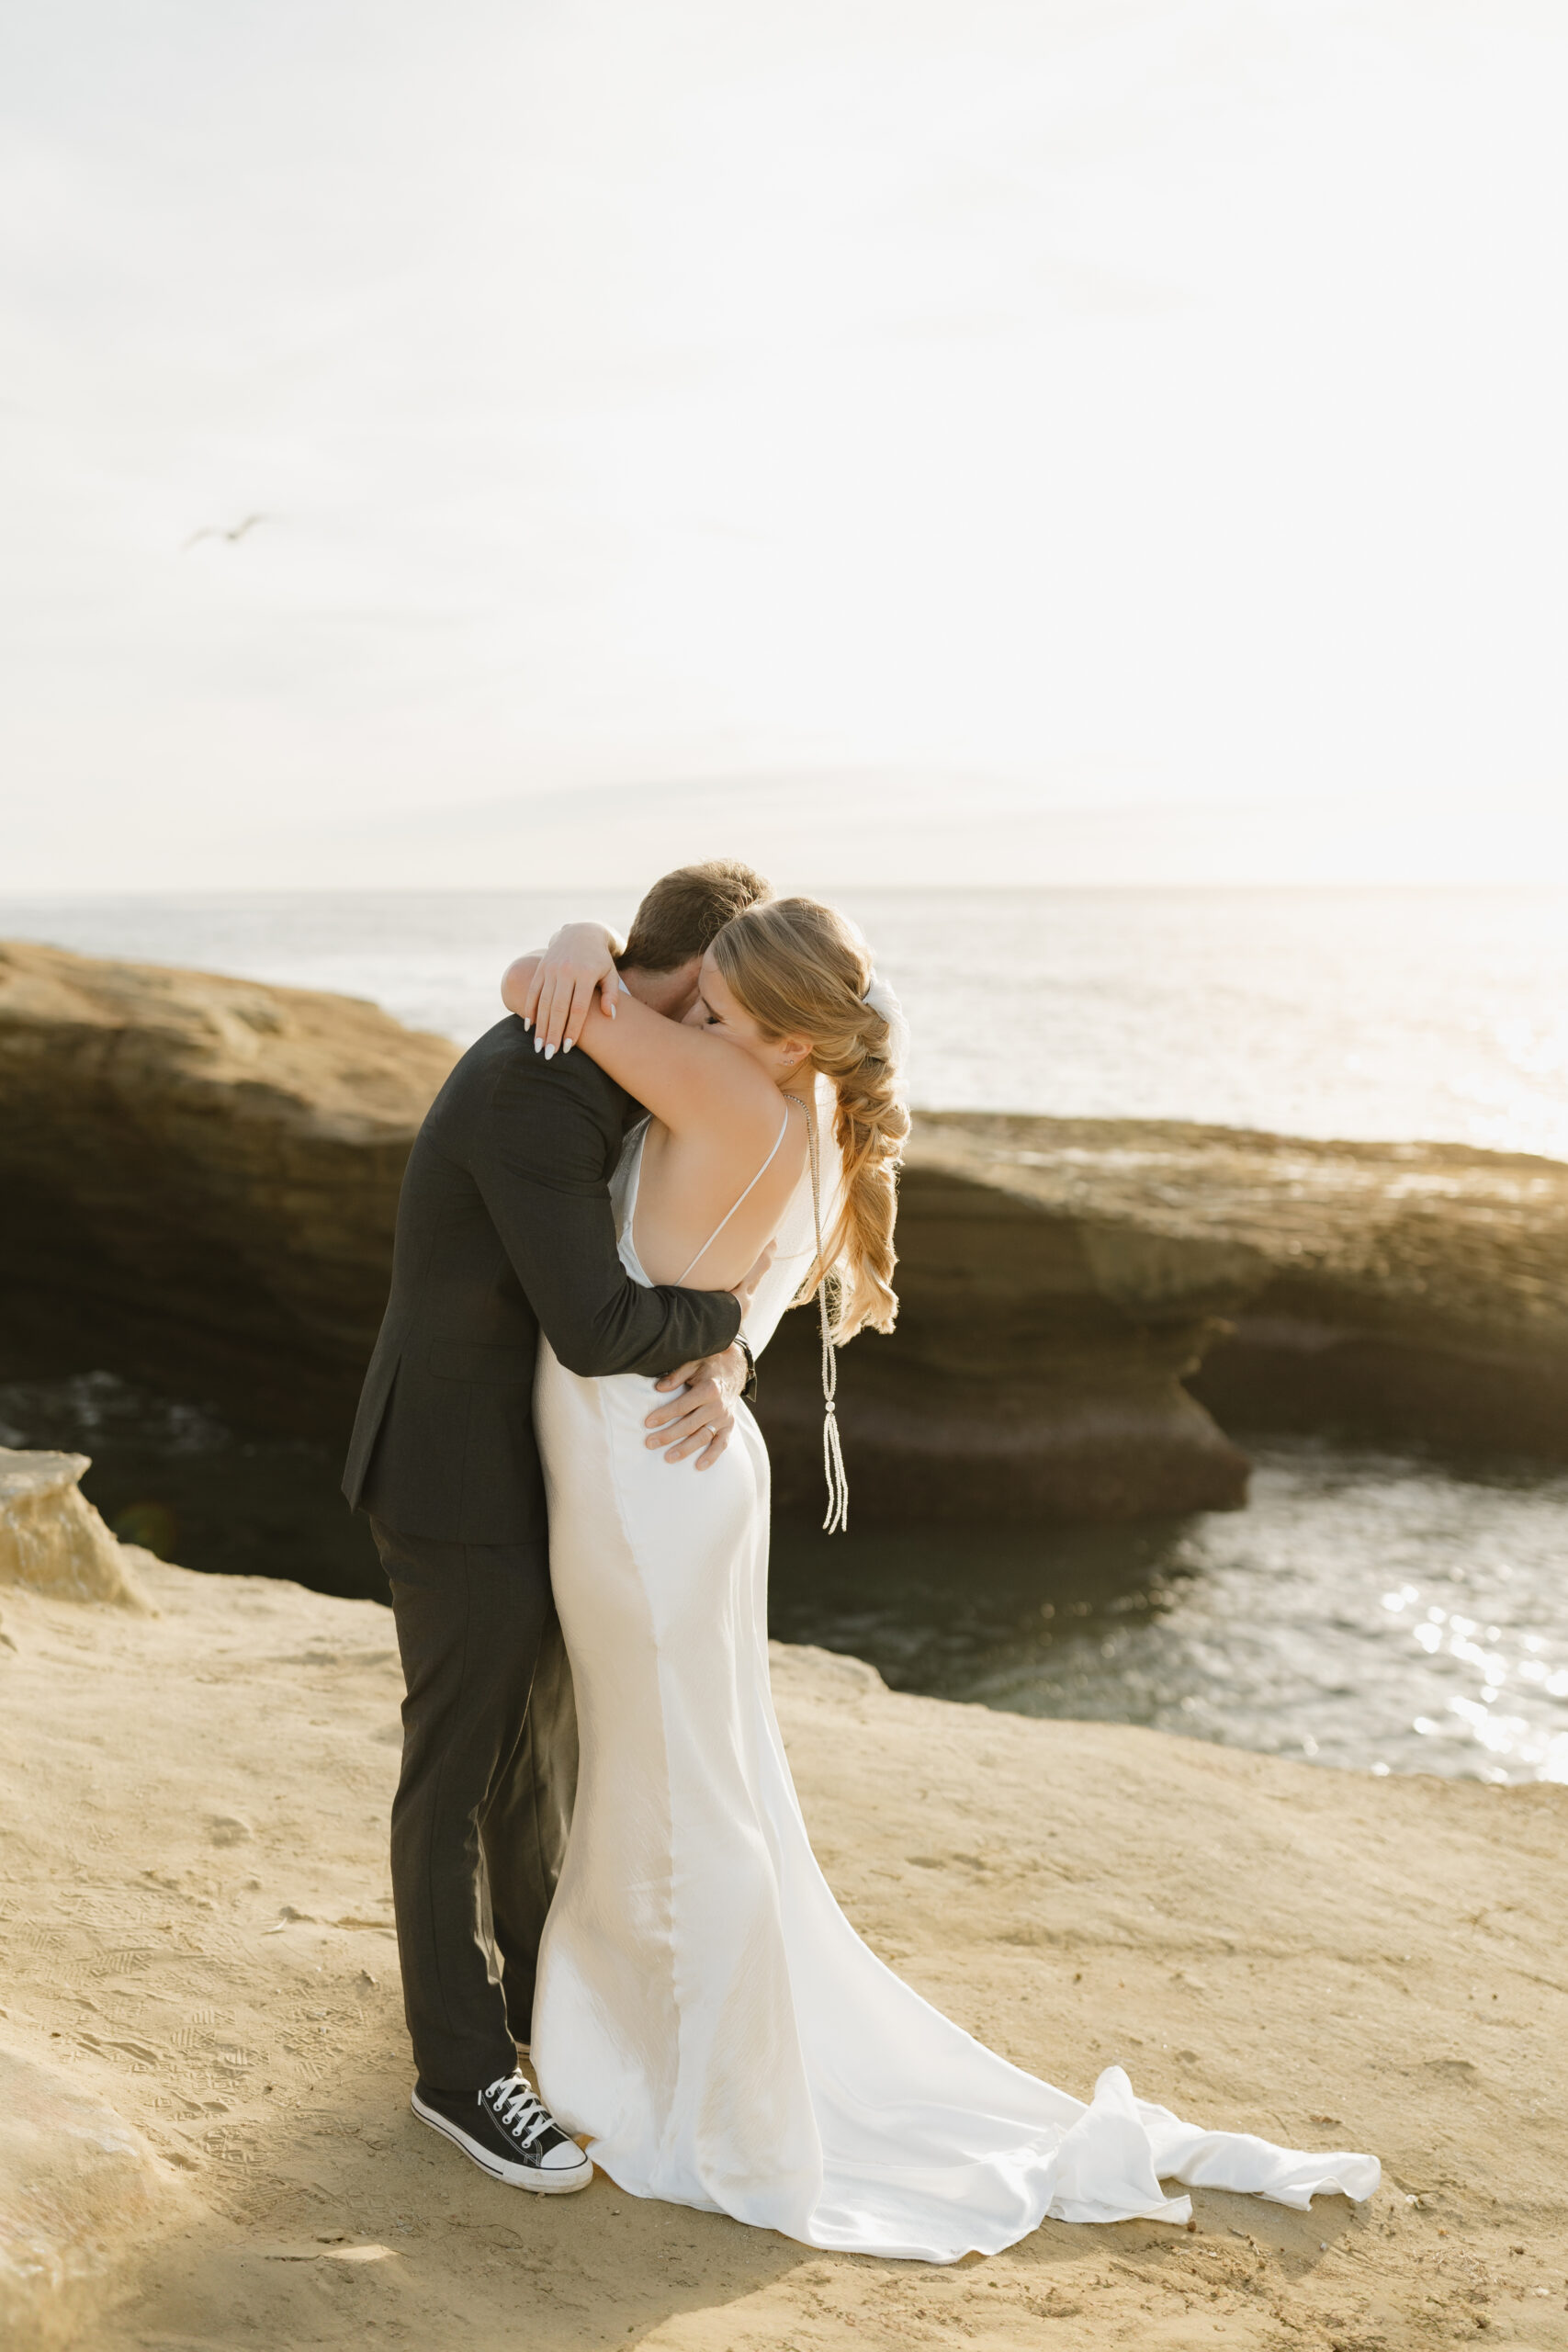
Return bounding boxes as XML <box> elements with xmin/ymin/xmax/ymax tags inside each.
<box><xmin>530</xmin><ymin>1090</ymin><xmax>1379</xmax><ymax>2262</ymax></box>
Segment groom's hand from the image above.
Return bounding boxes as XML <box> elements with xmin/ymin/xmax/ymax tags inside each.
<box><xmin>645</xmin><ymin>1343</ymin><xmax>749</xmax><ymax>1471</ymax></box>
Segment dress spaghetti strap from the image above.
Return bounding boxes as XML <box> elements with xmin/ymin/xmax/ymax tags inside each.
<box><xmin>674</xmin><ymin>1102</ymin><xmax>795</xmax><ymax>1284</ymax></box>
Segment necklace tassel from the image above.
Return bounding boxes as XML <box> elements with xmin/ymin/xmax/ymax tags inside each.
<box><xmin>822</xmin><ymin>1401</ymin><xmax>849</xmax><ymax>1534</ymax></box>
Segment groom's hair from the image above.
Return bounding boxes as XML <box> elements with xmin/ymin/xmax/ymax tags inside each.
<box><xmin>618</xmin><ymin>860</ymin><xmax>773</xmax><ymax>974</ymax></box>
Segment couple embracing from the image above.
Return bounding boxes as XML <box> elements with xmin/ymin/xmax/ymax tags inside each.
<box><xmin>344</xmin><ymin>861</ymin><xmax>1377</xmax><ymax>2264</ymax></box>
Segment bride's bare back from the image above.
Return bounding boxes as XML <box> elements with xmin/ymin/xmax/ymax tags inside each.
<box><xmin>633</xmin><ymin>1102</ymin><xmax>807</xmax><ymax>1288</ymax></box>
<box><xmin>502</xmin><ymin>935</ymin><xmax>811</xmax><ymax>1294</ymax></box>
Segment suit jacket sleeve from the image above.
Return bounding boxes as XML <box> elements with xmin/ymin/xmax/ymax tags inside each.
<box><xmin>469</xmin><ymin>1051</ymin><xmax>741</xmax><ymax>1379</ymax></box>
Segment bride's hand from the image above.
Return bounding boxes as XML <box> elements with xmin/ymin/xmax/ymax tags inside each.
<box><xmin>522</xmin><ymin>922</ymin><xmax>624</xmax><ymax>1057</ymax></box>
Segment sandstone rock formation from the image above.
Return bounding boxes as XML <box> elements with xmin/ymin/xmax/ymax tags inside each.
<box><xmin>0</xmin><ymin>940</ymin><xmax>456</xmax><ymax>1430</ymax></box>
<box><xmin>4</xmin><ymin>940</ymin><xmax>1565</xmax><ymax>1525</ymax></box>
<box><xmin>0</xmin><ymin>1447</ymin><xmax>151</xmax><ymax>1609</ymax></box>
<box><xmin>761</xmin><ymin>1136</ymin><xmax>1252</xmax><ymax>1521</ymax></box>
<box><xmin>907</xmin><ymin>1114</ymin><xmax>1568</xmax><ymax>1467</ymax></box>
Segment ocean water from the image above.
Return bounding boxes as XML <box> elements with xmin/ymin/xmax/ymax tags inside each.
<box><xmin>4</xmin><ymin>884</ymin><xmax>1568</xmax><ymax>1155</ymax></box>
<box><xmin>1</xmin><ymin>1372</ymin><xmax>1563</xmax><ymax>1787</ymax></box>
<box><xmin>4</xmin><ymin>885</ymin><xmax>1566</xmax><ymax>1783</ymax></box>
<box><xmin>773</xmin><ymin>1445</ymin><xmax>1568</xmax><ymax>1786</ymax></box>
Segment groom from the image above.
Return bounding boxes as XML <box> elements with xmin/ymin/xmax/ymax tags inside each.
<box><xmin>343</xmin><ymin>858</ymin><xmax>772</xmax><ymax>2192</ymax></box>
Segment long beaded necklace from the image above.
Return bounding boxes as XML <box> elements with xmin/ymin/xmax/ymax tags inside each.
<box><xmin>784</xmin><ymin>1089</ymin><xmax>849</xmax><ymax>1532</ymax></box>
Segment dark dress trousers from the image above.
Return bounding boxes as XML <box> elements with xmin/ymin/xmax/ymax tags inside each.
<box><xmin>344</xmin><ymin>1014</ymin><xmax>740</xmax><ymax>2093</ymax></box>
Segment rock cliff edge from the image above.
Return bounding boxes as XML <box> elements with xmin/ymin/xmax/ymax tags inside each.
<box><xmin>4</xmin><ymin>940</ymin><xmax>1564</xmax><ymax>1524</ymax></box>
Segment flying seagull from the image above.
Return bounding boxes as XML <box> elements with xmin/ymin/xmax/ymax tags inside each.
<box><xmin>182</xmin><ymin>513</ymin><xmax>268</xmax><ymax>552</ymax></box>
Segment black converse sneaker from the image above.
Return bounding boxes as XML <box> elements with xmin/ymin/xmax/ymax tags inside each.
<box><xmin>411</xmin><ymin>2071</ymin><xmax>592</xmax><ymax>2193</ymax></box>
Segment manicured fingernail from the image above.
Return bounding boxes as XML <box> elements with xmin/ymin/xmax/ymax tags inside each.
<box><xmin>562</xmin><ymin>1038</ymin><xmax>573</xmax><ymax>1053</ymax></box>
<box><xmin>544</xmin><ymin>1043</ymin><xmax>556</xmax><ymax>1060</ymax></box>
<box><xmin>523</xmin><ymin>1017</ymin><xmax>533</xmax><ymax>1032</ymax></box>
<box><xmin>533</xmin><ymin>1037</ymin><xmax>542</xmax><ymax>1054</ymax></box>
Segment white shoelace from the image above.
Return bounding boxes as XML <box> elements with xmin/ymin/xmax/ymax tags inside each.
<box><xmin>485</xmin><ymin>2073</ymin><xmax>555</xmax><ymax>2150</ymax></box>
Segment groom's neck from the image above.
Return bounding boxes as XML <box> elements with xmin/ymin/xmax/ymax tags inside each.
<box><xmin>620</xmin><ymin>960</ymin><xmax>700</xmax><ymax>1021</ymax></box>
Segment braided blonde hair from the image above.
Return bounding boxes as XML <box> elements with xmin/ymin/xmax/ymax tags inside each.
<box><xmin>710</xmin><ymin>897</ymin><xmax>908</xmax><ymax>1342</ymax></box>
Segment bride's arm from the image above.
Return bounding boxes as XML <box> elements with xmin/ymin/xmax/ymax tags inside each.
<box><xmin>502</xmin><ymin>930</ymin><xmax>780</xmax><ymax>1143</ymax></box>
<box><xmin>511</xmin><ymin>922</ymin><xmax>625</xmax><ymax>1048</ymax></box>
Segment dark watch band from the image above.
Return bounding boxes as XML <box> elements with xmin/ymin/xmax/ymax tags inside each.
<box><xmin>736</xmin><ymin>1335</ymin><xmax>758</xmax><ymax>1404</ymax></box>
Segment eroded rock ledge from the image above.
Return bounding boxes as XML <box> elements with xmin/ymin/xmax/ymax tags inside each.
<box><xmin>3</xmin><ymin>940</ymin><xmax>1564</xmax><ymax>1524</ymax></box>
<box><xmin>901</xmin><ymin>1114</ymin><xmax>1568</xmax><ymax>1471</ymax></box>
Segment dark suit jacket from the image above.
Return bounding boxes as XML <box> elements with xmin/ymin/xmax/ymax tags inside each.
<box><xmin>342</xmin><ymin>1014</ymin><xmax>741</xmax><ymax>1546</ymax></box>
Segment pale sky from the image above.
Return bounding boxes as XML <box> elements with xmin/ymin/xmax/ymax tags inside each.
<box><xmin>4</xmin><ymin>0</ymin><xmax>1565</xmax><ymax>891</ymax></box>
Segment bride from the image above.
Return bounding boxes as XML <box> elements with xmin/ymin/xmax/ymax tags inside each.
<box><xmin>500</xmin><ymin>895</ymin><xmax>1378</xmax><ymax>2263</ymax></box>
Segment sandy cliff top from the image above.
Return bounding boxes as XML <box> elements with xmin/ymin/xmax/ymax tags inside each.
<box><xmin>0</xmin><ymin>936</ymin><xmax>457</xmax><ymax>1140</ymax></box>
<box><xmin>913</xmin><ymin>1110</ymin><xmax>1568</xmax><ymax>1354</ymax></box>
<box><xmin>2</xmin><ymin>1510</ymin><xmax>1564</xmax><ymax>2349</ymax></box>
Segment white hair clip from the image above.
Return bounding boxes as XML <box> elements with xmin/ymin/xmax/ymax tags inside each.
<box><xmin>859</xmin><ymin>969</ymin><xmax>909</xmax><ymax>1092</ymax></box>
